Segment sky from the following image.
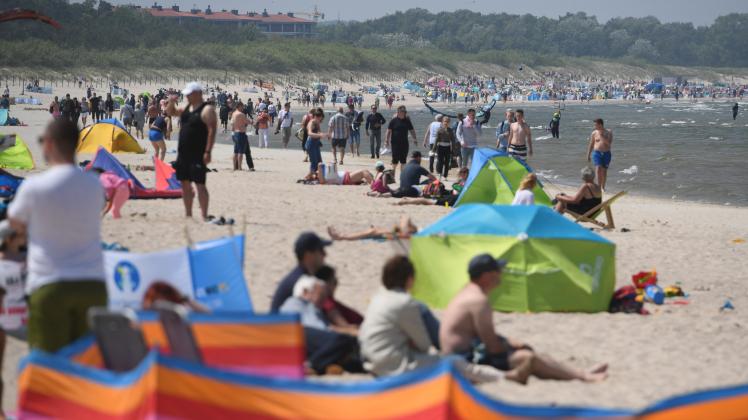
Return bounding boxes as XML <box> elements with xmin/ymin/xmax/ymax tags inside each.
<box><xmin>105</xmin><ymin>0</ymin><xmax>748</xmax><ymax>25</ymax></box>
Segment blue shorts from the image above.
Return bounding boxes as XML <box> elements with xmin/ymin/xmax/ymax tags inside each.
<box><xmin>592</xmin><ymin>150</ymin><xmax>612</xmax><ymax>168</ymax></box>
<box><xmin>349</xmin><ymin>130</ymin><xmax>361</xmax><ymax>145</ymax></box>
<box><xmin>232</xmin><ymin>132</ymin><xmax>248</xmax><ymax>154</ymax></box>
<box><xmin>148</xmin><ymin>129</ymin><xmax>164</xmax><ymax>142</ymax></box>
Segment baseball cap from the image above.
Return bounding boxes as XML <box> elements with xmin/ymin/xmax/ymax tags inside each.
<box><xmin>294</xmin><ymin>232</ymin><xmax>332</xmax><ymax>260</ymax></box>
<box><xmin>468</xmin><ymin>253</ymin><xmax>507</xmax><ymax>279</ymax></box>
<box><xmin>181</xmin><ymin>82</ymin><xmax>203</xmax><ymax>96</ymax></box>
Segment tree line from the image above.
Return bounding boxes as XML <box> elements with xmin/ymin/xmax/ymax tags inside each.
<box><xmin>319</xmin><ymin>8</ymin><xmax>748</xmax><ymax>68</ymax></box>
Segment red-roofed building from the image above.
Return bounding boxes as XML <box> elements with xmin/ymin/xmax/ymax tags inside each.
<box><xmin>145</xmin><ymin>5</ymin><xmax>315</xmax><ymax>37</ymax></box>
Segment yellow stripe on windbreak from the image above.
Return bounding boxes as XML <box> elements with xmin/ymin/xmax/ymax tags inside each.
<box><xmin>157</xmin><ymin>365</ymin><xmax>450</xmax><ymax>419</ymax></box>
<box><xmin>18</xmin><ymin>363</ymin><xmax>156</xmax><ymax>415</ymax></box>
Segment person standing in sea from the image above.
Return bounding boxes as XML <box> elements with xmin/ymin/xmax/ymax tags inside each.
<box><xmin>507</xmin><ymin>109</ymin><xmax>532</xmax><ymax>162</ymax></box>
<box><xmin>165</xmin><ymin>83</ymin><xmax>216</xmax><ymax>221</ymax></box>
<box><xmin>587</xmin><ymin>118</ymin><xmax>613</xmax><ymax>191</ymax></box>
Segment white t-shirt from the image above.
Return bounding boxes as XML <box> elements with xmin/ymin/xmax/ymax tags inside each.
<box><xmin>8</xmin><ymin>165</ymin><xmax>105</xmax><ymax>293</ymax></box>
<box><xmin>278</xmin><ymin>109</ymin><xmax>293</xmax><ymax>128</ymax></box>
<box><xmin>428</xmin><ymin>121</ymin><xmax>441</xmax><ymax>145</ymax></box>
<box><xmin>512</xmin><ymin>189</ymin><xmax>535</xmax><ymax>206</ymax></box>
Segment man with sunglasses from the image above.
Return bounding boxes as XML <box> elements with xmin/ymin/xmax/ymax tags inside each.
<box><xmin>365</xmin><ymin>105</ymin><xmax>386</xmax><ymax>159</ymax></box>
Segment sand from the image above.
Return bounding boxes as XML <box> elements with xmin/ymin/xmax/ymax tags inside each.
<box><xmin>1</xmin><ymin>87</ymin><xmax>747</xmax><ymax>413</ymax></box>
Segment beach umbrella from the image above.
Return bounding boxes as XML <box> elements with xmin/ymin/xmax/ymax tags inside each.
<box><xmin>410</xmin><ymin>205</ymin><xmax>616</xmax><ymax>313</ymax></box>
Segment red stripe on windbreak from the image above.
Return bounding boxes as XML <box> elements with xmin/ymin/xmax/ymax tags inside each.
<box><xmin>201</xmin><ymin>346</ymin><xmax>305</xmax><ymax>366</ymax></box>
<box><xmin>158</xmin><ymin>392</ymin><xmax>451</xmax><ymax>419</ymax></box>
<box><xmin>18</xmin><ymin>390</ymin><xmax>156</xmax><ymax>419</ymax></box>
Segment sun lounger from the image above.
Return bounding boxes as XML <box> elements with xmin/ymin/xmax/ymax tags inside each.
<box><xmin>153</xmin><ymin>301</ymin><xmax>202</xmax><ymax>363</ymax></box>
<box><xmin>564</xmin><ymin>191</ymin><xmax>627</xmax><ymax>229</ymax></box>
<box><xmin>87</xmin><ymin>307</ymin><xmax>148</xmax><ymax>372</ymax></box>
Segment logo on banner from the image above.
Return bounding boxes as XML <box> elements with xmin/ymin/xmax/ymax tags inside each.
<box><xmin>113</xmin><ymin>261</ymin><xmax>140</xmax><ymax>292</ymax></box>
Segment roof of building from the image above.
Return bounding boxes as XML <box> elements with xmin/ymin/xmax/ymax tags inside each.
<box><xmin>145</xmin><ymin>8</ymin><xmax>312</xmax><ymax>24</ymax></box>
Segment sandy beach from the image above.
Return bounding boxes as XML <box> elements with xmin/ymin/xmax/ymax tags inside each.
<box><xmin>1</xmin><ymin>88</ymin><xmax>747</xmax><ymax>413</ymax></box>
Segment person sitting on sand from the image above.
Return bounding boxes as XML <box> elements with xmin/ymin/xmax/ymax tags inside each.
<box><xmin>554</xmin><ymin>167</ymin><xmax>602</xmax><ymax>215</ymax></box>
<box><xmin>367</xmin><ymin>161</ymin><xmax>394</xmax><ymax>196</ymax></box>
<box><xmin>328</xmin><ymin>215</ymin><xmax>417</xmax><ymax>241</ymax></box>
<box><xmin>280</xmin><ymin>275</ymin><xmax>363</xmax><ymax>374</ymax></box>
<box><xmin>270</xmin><ymin>232</ymin><xmax>330</xmax><ymax>313</ymax></box>
<box><xmin>394</xmin><ymin>168</ymin><xmax>469</xmax><ymax>207</ymax></box>
<box><xmin>359</xmin><ymin>256</ymin><xmax>503</xmax><ymax>383</ymax></box>
<box><xmin>440</xmin><ymin>254</ymin><xmax>609</xmax><ymax>384</ymax></box>
<box><xmin>391</xmin><ymin>151</ymin><xmax>436</xmax><ymax>198</ymax></box>
<box><xmin>511</xmin><ymin>173</ymin><xmax>536</xmax><ymax>206</ymax></box>
<box><xmin>317</xmin><ymin>162</ymin><xmax>374</xmax><ymax>186</ymax></box>
<box><xmin>315</xmin><ymin>265</ymin><xmax>364</xmax><ymax>327</ymax></box>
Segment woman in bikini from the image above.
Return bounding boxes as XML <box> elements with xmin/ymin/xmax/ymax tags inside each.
<box><xmin>327</xmin><ymin>216</ymin><xmax>417</xmax><ymax>241</ymax></box>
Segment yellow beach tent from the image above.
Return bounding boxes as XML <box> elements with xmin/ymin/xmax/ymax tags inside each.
<box><xmin>77</xmin><ymin>119</ymin><xmax>144</xmax><ymax>154</ymax></box>
<box><xmin>0</xmin><ymin>134</ymin><xmax>35</xmax><ymax>170</ymax></box>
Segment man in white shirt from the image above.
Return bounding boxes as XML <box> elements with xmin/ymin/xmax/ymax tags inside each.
<box><xmin>422</xmin><ymin>114</ymin><xmax>442</xmax><ymax>173</ymax></box>
<box><xmin>275</xmin><ymin>102</ymin><xmax>294</xmax><ymax>149</ymax></box>
<box><xmin>8</xmin><ymin>119</ymin><xmax>107</xmax><ymax>352</ymax></box>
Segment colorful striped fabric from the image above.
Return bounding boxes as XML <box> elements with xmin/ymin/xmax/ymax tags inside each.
<box><xmin>18</xmin><ymin>350</ymin><xmax>748</xmax><ymax>419</ymax></box>
<box><xmin>56</xmin><ymin>312</ymin><xmax>305</xmax><ymax>378</ymax></box>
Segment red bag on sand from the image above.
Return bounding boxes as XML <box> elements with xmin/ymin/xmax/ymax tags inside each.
<box><xmin>632</xmin><ymin>270</ymin><xmax>658</xmax><ymax>289</ymax></box>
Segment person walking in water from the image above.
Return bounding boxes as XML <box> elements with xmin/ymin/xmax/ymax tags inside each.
<box><xmin>549</xmin><ymin>110</ymin><xmax>561</xmax><ymax>139</ymax></box>
<box><xmin>507</xmin><ymin>109</ymin><xmax>532</xmax><ymax>161</ymax></box>
<box><xmin>733</xmin><ymin>103</ymin><xmax>739</xmax><ymax>120</ymax></box>
<box><xmin>587</xmin><ymin>118</ymin><xmax>613</xmax><ymax>191</ymax></box>
<box><xmin>165</xmin><ymin>82</ymin><xmax>217</xmax><ymax>221</ymax></box>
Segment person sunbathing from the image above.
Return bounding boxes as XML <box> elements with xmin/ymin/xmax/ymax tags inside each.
<box><xmin>554</xmin><ymin>167</ymin><xmax>602</xmax><ymax>214</ymax></box>
<box><xmin>440</xmin><ymin>254</ymin><xmax>609</xmax><ymax>384</ymax></box>
<box><xmin>317</xmin><ymin>162</ymin><xmax>374</xmax><ymax>186</ymax></box>
<box><xmin>328</xmin><ymin>215</ymin><xmax>417</xmax><ymax>241</ymax></box>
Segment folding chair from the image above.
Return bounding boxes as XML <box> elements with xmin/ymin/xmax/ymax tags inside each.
<box><xmin>152</xmin><ymin>300</ymin><xmax>203</xmax><ymax>364</ymax></box>
<box><xmin>565</xmin><ymin>191</ymin><xmax>627</xmax><ymax>229</ymax></box>
<box><xmin>88</xmin><ymin>307</ymin><xmax>148</xmax><ymax>372</ymax></box>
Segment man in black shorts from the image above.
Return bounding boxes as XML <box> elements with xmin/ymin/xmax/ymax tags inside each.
<box><xmin>385</xmin><ymin>105</ymin><xmax>417</xmax><ymax>178</ymax></box>
<box><xmin>165</xmin><ymin>82</ymin><xmax>217</xmax><ymax>221</ymax></box>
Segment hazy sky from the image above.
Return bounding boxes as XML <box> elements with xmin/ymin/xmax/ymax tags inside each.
<box><xmin>107</xmin><ymin>0</ymin><xmax>748</xmax><ymax>25</ymax></box>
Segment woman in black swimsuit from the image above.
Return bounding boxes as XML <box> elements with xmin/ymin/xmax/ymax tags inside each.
<box><xmin>555</xmin><ymin>167</ymin><xmax>602</xmax><ymax>214</ymax></box>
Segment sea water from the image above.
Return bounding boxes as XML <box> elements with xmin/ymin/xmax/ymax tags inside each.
<box><xmin>217</xmin><ymin>100</ymin><xmax>748</xmax><ymax>206</ymax></box>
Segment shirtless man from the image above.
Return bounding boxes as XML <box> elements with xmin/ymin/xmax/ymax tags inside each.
<box><xmin>440</xmin><ymin>254</ymin><xmax>609</xmax><ymax>384</ymax></box>
<box><xmin>506</xmin><ymin>109</ymin><xmax>532</xmax><ymax>161</ymax></box>
<box><xmin>230</xmin><ymin>102</ymin><xmax>253</xmax><ymax>171</ymax></box>
<box><xmin>587</xmin><ymin>118</ymin><xmax>613</xmax><ymax>190</ymax></box>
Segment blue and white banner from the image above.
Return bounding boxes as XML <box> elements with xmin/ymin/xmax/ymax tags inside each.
<box><xmin>104</xmin><ymin>248</ymin><xmax>192</xmax><ymax>310</ymax></box>
<box><xmin>104</xmin><ymin>235</ymin><xmax>252</xmax><ymax>312</ymax></box>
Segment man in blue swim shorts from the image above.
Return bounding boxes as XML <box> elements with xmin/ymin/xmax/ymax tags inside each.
<box><xmin>587</xmin><ymin>118</ymin><xmax>613</xmax><ymax>190</ymax></box>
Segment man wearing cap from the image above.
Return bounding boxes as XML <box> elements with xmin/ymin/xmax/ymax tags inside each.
<box><xmin>270</xmin><ymin>232</ymin><xmax>331</xmax><ymax>313</ymax></box>
<box><xmin>440</xmin><ymin>253</ymin><xmax>609</xmax><ymax>384</ymax></box>
<box><xmin>365</xmin><ymin>105</ymin><xmax>386</xmax><ymax>159</ymax></box>
<box><xmin>7</xmin><ymin>119</ymin><xmax>107</xmax><ymax>352</ymax></box>
<box><xmin>165</xmin><ymin>82</ymin><xmax>217</xmax><ymax>221</ymax></box>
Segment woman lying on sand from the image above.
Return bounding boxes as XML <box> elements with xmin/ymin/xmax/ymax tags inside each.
<box><xmin>299</xmin><ymin>162</ymin><xmax>374</xmax><ymax>185</ymax></box>
<box><xmin>328</xmin><ymin>216</ymin><xmax>417</xmax><ymax>241</ymax></box>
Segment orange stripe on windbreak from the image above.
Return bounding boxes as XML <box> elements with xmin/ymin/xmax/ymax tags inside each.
<box><xmin>140</xmin><ymin>321</ymin><xmax>304</xmax><ymax>348</ymax></box>
<box><xmin>18</xmin><ymin>363</ymin><xmax>156</xmax><ymax>415</ymax></box>
<box><xmin>192</xmin><ymin>324</ymin><xmax>304</xmax><ymax>347</ymax></box>
<box><xmin>641</xmin><ymin>395</ymin><xmax>748</xmax><ymax>420</ymax></box>
<box><xmin>71</xmin><ymin>345</ymin><xmax>104</xmax><ymax>368</ymax></box>
<box><xmin>157</xmin><ymin>365</ymin><xmax>452</xmax><ymax>419</ymax></box>
<box><xmin>449</xmin><ymin>380</ymin><xmax>507</xmax><ymax>420</ymax></box>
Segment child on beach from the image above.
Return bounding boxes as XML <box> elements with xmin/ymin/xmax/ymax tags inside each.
<box><xmin>512</xmin><ymin>173</ymin><xmax>537</xmax><ymax>206</ymax></box>
<box><xmin>97</xmin><ymin>171</ymin><xmax>130</xmax><ymax>219</ymax></box>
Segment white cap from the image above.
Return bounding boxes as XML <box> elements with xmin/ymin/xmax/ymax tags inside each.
<box><xmin>0</xmin><ymin>220</ymin><xmax>14</xmax><ymax>247</ymax></box>
<box><xmin>181</xmin><ymin>82</ymin><xmax>203</xmax><ymax>96</ymax></box>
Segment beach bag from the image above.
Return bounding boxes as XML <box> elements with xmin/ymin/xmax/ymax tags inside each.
<box><xmin>382</xmin><ymin>170</ymin><xmax>396</xmax><ymax>185</ymax></box>
<box><xmin>295</xmin><ymin>127</ymin><xmax>305</xmax><ymax>141</ymax></box>
<box><xmin>422</xmin><ymin>180</ymin><xmax>446</xmax><ymax>198</ymax></box>
<box><xmin>609</xmin><ymin>286</ymin><xmax>646</xmax><ymax>314</ymax></box>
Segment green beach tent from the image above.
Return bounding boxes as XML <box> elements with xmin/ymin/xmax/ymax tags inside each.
<box><xmin>455</xmin><ymin>148</ymin><xmax>552</xmax><ymax>207</ymax></box>
<box><xmin>410</xmin><ymin>204</ymin><xmax>616</xmax><ymax>312</ymax></box>
<box><xmin>0</xmin><ymin>134</ymin><xmax>35</xmax><ymax>170</ymax></box>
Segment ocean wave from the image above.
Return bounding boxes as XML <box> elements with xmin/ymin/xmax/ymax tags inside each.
<box><xmin>671</xmin><ymin>121</ymin><xmax>687</xmax><ymax>124</ymax></box>
<box><xmin>619</xmin><ymin>165</ymin><xmax>638</xmax><ymax>175</ymax></box>
<box><xmin>535</xmin><ymin>135</ymin><xmax>552</xmax><ymax>140</ymax></box>
<box><xmin>709</xmin><ymin>136</ymin><xmax>722</xmax><ymax>140</ymax></box>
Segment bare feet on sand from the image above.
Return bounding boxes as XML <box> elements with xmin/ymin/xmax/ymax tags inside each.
<box><xmin>505</xmin><ymin>358</ymin><xmax>533</xmax><ymax>385</ymax></box>
<box><xmin>583</xmin><ymin>363</ymin><xmax>609</xmax><ymax>382</ymax></box>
